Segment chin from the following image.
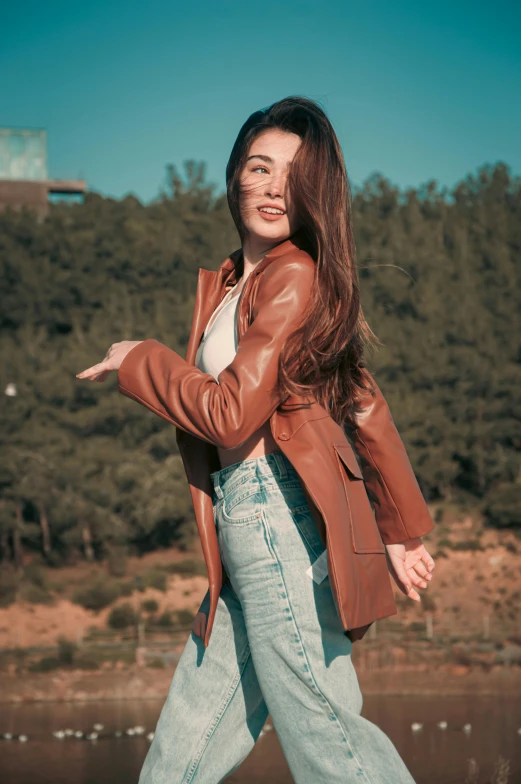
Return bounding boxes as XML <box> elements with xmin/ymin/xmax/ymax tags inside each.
<box><xmin>248</xmin><ymin>218</ymin><xmax>293</xmax><ymax>244</ymax></box>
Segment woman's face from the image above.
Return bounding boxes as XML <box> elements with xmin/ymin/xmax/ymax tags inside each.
<box><xmin>239</xmin><ymin>128</ymin><xmax>302</xmax><ymax>246</ymax></box>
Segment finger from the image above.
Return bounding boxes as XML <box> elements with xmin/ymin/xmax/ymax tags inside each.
<box><xmin>96</xmin><ymin>371</ymin><xmax>111</xmax><ymax>382</ymax></box>
<box><xmin>76</xmin><ymin>366</ymin><xmax>100</xmax><ymax>378</ymax></box>
<box><xmin>392</xmin><ymin>560</ymin><xmax>421</xmax><ymax>602</ymax></box>
<box><xmin>422</xmin><ymin>551</ymin><xmax>436</xmax><ymax>572</ymax></box>
<box><xmin>408</xmin><ymin>568</ymin><xmax>429</xmax><ymax>590</ymax></box>
<box><xmin>402</xmin><ymin>574</ymin><xmax>422</xmax><ymax>601</ymax></box>
<box><xmin>413</xmin><ymin>560</ymin><xmax>432</xmax><ymax>581</ymax></box>
<box><xmin>76</xmin><ymin>363</ymin><xmax>109</xmax><ymax>379</ymax></box>
<box><xmin>406</xmin><ymin>585</ymin><xmax>421</xmax><ymax>602</ymax></box>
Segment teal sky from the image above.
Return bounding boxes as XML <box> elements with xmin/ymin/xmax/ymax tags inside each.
<box><xmin>1</xmin><ymin>0</ymin><xmax>519</xmax><ymax>202</ymax></box>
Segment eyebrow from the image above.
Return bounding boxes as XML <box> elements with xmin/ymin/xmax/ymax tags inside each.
<box><xmin>246</xmin><ymin>154</ymin><xmax>274</xmax><ymax>164</ymax></box>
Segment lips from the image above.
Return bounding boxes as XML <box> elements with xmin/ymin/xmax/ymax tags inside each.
<box><xmin>257</xmin><ymin>205</ymin><xmax>286</xmax><ymax>222</ymax></box>
<box><xmin>258</xmin><ymin>208</ymin><xmax>286</xmax><ymax>221</ymax></box>
<box><xmin>258</xmin><ymin>205</ymin><xmax>286</xmax><ymax>214</ymax></box>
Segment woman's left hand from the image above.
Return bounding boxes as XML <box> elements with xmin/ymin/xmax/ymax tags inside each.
<box><xmin>385</xmin><ymin>537</ymin><xmax>435</xmax><ymax>602</ymax></box>
<box><xmin>76</xmin><ymin>341</ymin><xmax>143</xmax><ymax>382</ymax></box>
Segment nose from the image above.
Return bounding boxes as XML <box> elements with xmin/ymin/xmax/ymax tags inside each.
<box><xmin>265</xmin><ymin>170</ymin><xmax>285</xmax><ymax>199</ymax></box>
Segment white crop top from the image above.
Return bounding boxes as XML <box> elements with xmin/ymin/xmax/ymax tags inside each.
<box><xmin>194</xmin><ymin>283</ymin><xmax>240</xmax><ymax>382</ymax></box>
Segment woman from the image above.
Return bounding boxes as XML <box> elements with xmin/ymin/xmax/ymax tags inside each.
<box><xmin>77</xmin><ymin>96</ymin><xmax>435</xmax><ymax>783</ymax></box>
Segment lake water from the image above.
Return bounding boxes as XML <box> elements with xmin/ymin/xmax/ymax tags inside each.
<box><xmin>0</xmin><ymin>695</ymin><xmax>519</xmax><ymax>783</ymax></box>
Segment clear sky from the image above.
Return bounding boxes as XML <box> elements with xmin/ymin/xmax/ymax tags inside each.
<box><xmin>1</xmin><ymin>0</ymin><xmax>519</xmax><ymax>202</ymax></box>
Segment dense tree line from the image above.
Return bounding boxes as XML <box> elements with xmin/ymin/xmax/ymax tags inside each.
<box><xmin>1</xmin><ymin>160</ymin><xmax>520</xmax><ymax>567</ymax></box>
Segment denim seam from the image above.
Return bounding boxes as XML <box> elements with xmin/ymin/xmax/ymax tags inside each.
<box><xmin>221</xmin><ymin>503</ymin><xmax>262</xmax><ymax>526</ymax></box>
<box><xmin>287</xmin><ymin>503</ymin><xmax>312</xmax><ymax>514</ymax></box>
<box><xmin>260</xmin><ymin>499</ymin><xmax>374</xmax><ymax>784</ymax></box>
<box><xmin>182</xmin><ymin>644</ymin><xmax>252</xmax><ymax>784</ymax></box>
<box><xmin>214</xmin><ymin>470</ymin><xmax>256</xmax><ymax>501</ymax></box>
<box><xmin>224</xmin><ymin>488</ymin><xmax>263</xmax><ymax>519</ymax></box>
<box><xmin>259</xmin><ymin>505</ymin><xmax>279</xmax><ymax>563</ymax></box>
<box><xmin>270</xmin><ymin>480</ymin><xmax>303</xmax><ymax>491</ymax></box>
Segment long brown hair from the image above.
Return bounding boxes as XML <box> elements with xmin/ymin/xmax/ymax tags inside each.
<box><xmin>225</xmin><ymin>96</ymin><xmax>378</xmax><ymax>428</ymax></box>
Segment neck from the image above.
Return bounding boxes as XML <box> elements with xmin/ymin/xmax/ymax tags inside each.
<box><xmin>241</xmin><ymin>234</ymin><xmax>290</xmax><ymax>278</ymax></box>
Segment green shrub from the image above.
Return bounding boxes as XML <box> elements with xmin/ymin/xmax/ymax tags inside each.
<box><xmin>484</xmin><ymin>483</ymin><xmax>521</xmax><ymax>529</ymax></box>
<box><xmin>142</xmin><ymin>568</ymin><xmax>168</xmax><ymax>592</ymax></box>
<box><xmin>176</xmin><ymin>609</ymin><xmax>195</xmax><ymax>627</ymax></box>
<box><xmin>451</xmin><ymin>539</ymin><xmax>485</xmax><ymax>551</ymax></box>
<box><xmin>57</xmin><ymin>636</ymin><xmax>77</xmax><ymax>665</ymax></box>
<box><xmin>0</xmin><ymin>569</ymin><xmax>19</xmax><ymax>608</ymax></box>
<box><xmin>43</xmin><ymin>551</ymin><xmax>66</xmax><ymax>568</ymax></box>
<box><xmin>73</xmin><ymin>577</ymin><xmax>121</xmax><ymax>611</ymax></box>
<box><xmin>141</xmin><ymin>599</ymin><xmax>159</xmax><ymax>614</ymax></box>
<box><xmin>147</xmin><ymin>658</ymin><xmax>165</xmax><ymax>669</ymax></box>
<box><xmin>422</xmin><ymin>592</ymin><xmax>437</xmax><ymax>612</ymax></box>
<box><xmin>107</xmin><ymin>546</ymin><xmax>128</xmax><ymax>578</ymax></box>
<box><xmin>156</xmin><ymin>610</ymin><xmax>174</xmax><ymax>628</ymax></box>
<box><xmin>108</xmin><ymin>603</ymin><xmax>138</xmax><ymax>629</ymax></box>
<box><xmin>165</xmin><ymin>559</ymin><xmax>207</xmax><ymax>577</ymax></box>
<box><xmin>20</xmin><ymin>582</ymin><xmax>53</xmax><ymax>604</ymax></box>
<box><xmin>437</xmin><ymin>537</ymin><xmax>453</xmax><ymax>549</ymax></box>
<box><xmin>29</xmin><ymin>656</ymin><xmax>60</xmax><ymax>672</ymax></box>
<box><xmin>144</xmin><ymin>614</ymin><xmax>158</xmax><ymax>631</ymax></box>
<box><xmin>119</xmin><ymin>581</ymin><xmax>134</xmax><ymax>597</ymax></box>
<box><xmin>23</xmin><ymin>562</ymin><xmax>48</xmax><ymax>588</ymax></box>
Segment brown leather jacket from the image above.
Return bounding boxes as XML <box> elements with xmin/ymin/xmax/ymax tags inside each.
<box><xmin>118</xmin><ymin>235</ymin><xmax>435</xmax><ymax>647</ymax></box>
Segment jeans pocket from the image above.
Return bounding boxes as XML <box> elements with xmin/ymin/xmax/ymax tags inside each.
<box><xmin>220</xmin><ymin>477</ymin><xmax>263</xmax><ymax>525</ymax></box>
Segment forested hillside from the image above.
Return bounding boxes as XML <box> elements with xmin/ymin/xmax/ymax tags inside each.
<box><xmin>1</xmin><ymin>160</ymin><xmax>520</xmax><ymax>567</ymax></box>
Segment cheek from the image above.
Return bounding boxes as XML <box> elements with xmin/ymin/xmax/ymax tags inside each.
<box><xmin>239</xmin><ymin>196</ymin><xmax>260</xmax><ymax>219</ymax></box>
<box><xmin>239</xmin><ymin>181</ymin><xmax>257</xmax><ymax>209</ymax></box>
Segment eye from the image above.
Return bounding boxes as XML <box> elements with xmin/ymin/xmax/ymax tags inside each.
<box><xmin>252</xmin><ymin>166</ymin><xmax>268</xmax><ymax>174</ymax></box>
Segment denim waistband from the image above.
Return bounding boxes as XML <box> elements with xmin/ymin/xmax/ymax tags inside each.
<box><xmin>210</xmin><ymin>450</ymin><xmax>297</xmax><ymax>500</ymax></box>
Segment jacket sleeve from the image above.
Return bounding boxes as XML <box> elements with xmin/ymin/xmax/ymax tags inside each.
<box><xmin>346</xmin><ymin>375</ymin><xmax>435</xmax><ymax>545</ymax></box>
<box><xmin>117</xmin><ymin>257</ymin><xmax>315</xmax><ymax>450</ymax></box>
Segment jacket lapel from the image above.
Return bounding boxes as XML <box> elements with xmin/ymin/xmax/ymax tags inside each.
<box><xmin>184</xmin><ymin>253</ymin><xmax>239</xmax><ymax>366</ymax></box>
<box><xmin>184</xmin><ymin>234</ymin><xmax>307</xmax><ymax>366</ymax></box>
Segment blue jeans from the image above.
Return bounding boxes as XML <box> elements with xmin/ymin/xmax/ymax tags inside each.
<box><xmin>139</xmin><ymin>451</ymin><xmax>416</xmax><ymax>784</ymax></box>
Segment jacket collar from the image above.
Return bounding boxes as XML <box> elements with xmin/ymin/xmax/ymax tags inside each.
<box><xmin>185</xmin><ymin>231</ymin><xmax>310</xmax><ymax>366</ymax></box>
<box><xmin>212</xmin><ymin>229</ymin><xmax>310</xmax><ymax>287</ymax></box>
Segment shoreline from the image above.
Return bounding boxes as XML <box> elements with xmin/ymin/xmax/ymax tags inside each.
<box><xmin>2</xmin><ymin>663</ymin><xmax>519</xmax><ymax>705</ymax></box>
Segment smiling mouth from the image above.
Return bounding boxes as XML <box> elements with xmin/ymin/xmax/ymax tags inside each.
<box><xmin>258</xmin><ymin>206</ymin><xmax>285</xmax><ymax>214</ymax></box>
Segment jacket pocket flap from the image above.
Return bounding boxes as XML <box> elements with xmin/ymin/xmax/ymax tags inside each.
<box><xmin>332</xmin><ymin>443</ymin><xmax>364</xmax><ymax>480</ymax></box>
<box><xmin>333</xmin><ymin>443</ymin><xmax>385</xmax><ymax>554</ymax></box>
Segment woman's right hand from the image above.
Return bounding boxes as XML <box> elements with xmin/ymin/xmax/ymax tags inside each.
<box><xmin>192</xmin><ymin>612</ymin><xmax>207</xmax><ymax>639</ymax></box>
